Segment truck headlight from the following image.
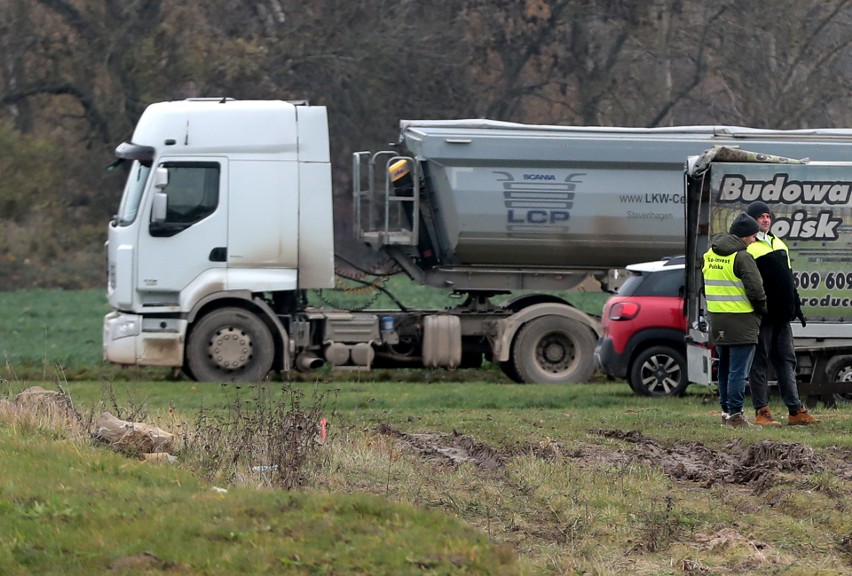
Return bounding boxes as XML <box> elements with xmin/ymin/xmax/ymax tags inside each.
<box><xmin>110</xmin><ymin>316</ymin><xmax>140</xmax><ymax>340</ymax></box>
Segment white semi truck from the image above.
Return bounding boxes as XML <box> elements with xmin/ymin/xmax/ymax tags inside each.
<box><xmin>684</xmin><ymin>147</ymin><xmax>852</xmax><ymax>404</ymax></box>
<box><xmin>102</xmin><ymin>98</ymin><xmax>852</xmax><ymax>383</ymax></box>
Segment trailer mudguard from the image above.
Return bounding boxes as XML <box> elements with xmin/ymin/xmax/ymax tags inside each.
<box><xmin>493</xmin><ymin>302</ymin><xmax>602</xmax><ymax>362</ymax></box>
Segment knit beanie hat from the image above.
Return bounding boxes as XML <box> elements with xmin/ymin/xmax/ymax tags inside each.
<box><xmin>729</xmin><ymin>212</ymin><xmax>760</xmax><ymax>237</ymax></box>
<box><xmin>746</xmin><ymin>200</ymin><xmax>772</xmax><ymax>220</ymax></box>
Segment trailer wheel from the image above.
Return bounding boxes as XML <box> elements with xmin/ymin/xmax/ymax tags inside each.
<box><xmin>826</xmin><ymin>355</ymin><xmax>852</xmax><ymax>405</ymax></box>
<box><xmin>186</xmin><ymin>307</ymin><xmax>274</xmax><ymax>382</ymax></box>
<box><xmin>512</xmin><ymin>316</ymin><xmax>596</xmax><ymax>384</ymax></box>
<box><xmin>628</xmin><ymin>345</ymin><xmax>688</xmax><ymax>397</ymax></box>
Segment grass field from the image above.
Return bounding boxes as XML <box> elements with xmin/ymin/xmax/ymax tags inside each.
<box><xmin>0</xmin><ymin>289</ymin><xmax>110</xmax><ymax>369</ymax></box>
<box><xmin>2</xmin><ymin>287</ymin><xmax>850</xmax><ymax>575</ymax></box>
<box><xmin>2</xmin><ymin>379</ymin><xmax>851</xmax><ymax>575</ymax></box>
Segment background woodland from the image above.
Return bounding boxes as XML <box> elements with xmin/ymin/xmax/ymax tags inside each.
<box><xmin>2</xmin><ymin>0</ymin><xmax>851</xmax><ymax>290</ymax></box>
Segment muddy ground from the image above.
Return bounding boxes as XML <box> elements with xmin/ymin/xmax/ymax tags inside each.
<box><xmin>375</xmin><ymin>423</ymin><xmax>852</xmax><ymax>569</ymax></box>
<box><xmin>376</xmin><ymin>423</ymin><xmax>852</xmax><ymax>493</ymax></box>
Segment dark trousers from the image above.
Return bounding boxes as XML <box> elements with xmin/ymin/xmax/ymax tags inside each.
<box><xmin>749</xmin><ymin>320</ymin><xmax>802</xmax><ymax>415</ymax></box>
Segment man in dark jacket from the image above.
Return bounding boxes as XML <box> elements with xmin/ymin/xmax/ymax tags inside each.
<box><xmin>746</xmin><ymin>201</ymin><xmax>818</xmax><ymax>425</ymax></box>
<box><xmin>702</xmin><ymin>212</ymin><xmax>767</xmax><ymax>428</ymax></box>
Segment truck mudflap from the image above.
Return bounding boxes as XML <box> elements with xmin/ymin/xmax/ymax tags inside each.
<box><xmin>686</xmin><ymin>342</ymin><xmax>713</xmax><ymax>387</ymax></box>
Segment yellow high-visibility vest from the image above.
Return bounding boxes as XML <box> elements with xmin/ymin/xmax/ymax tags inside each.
<box><xmin>702</xmin><ymin>249</ymin><xmax>754</xmax><ymax>313</ymax></box>
<box><xmin>747</xmin><ymin>235</ymin><xmax>791</xmax><ymax>268</ymax></box>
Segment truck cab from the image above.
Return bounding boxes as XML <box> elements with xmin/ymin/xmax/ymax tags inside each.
<box><xmin>103</xmin><ymin>99</ymin><xmax>334</xmax><ymax>378</ymax></box>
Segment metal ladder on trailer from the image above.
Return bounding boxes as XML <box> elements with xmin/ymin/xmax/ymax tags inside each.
<box><xmin>352</xmin><ymin>151</ymin><xmax>420</xmax><ymax>249</ymax></box>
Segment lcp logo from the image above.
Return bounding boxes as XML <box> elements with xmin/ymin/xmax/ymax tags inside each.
<box><xmin>497</xmin><ymin>171</ymin><xmax>585</xmax><ymax>233</ymax></box>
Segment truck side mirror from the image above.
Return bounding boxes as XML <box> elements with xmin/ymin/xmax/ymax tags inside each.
<box><xmin>151</xmin><ymin>167</ymin><xmax>169</xmax><ymax>223</ymax></box>
<box><xmin>153</xmin><ymin>166</ymin><xmax>169</xmax><ymax>189</ymax></box>
<box><xmin>151</xmin><ymin>191</ymin><xmax>167</xmax><ymax>223</ymax></box>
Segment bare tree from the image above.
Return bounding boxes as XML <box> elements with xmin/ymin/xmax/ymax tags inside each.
<box><xmin>2</xmin><ymin>0</ymin><xmax>852</xmax><ymax>288</ymax></box>
<box><xmin>710</xmin><ymin>0</ymin><xmax>852</xmax><ymax>128</ymax></box>
<box><xmin>464</xmin><ymin>1</ymin><xmax>719</xmax><ymax>126</ymax></box>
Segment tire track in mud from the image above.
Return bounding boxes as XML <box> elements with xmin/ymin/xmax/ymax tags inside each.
<box><xmin>375</xmin><ymin>423</ymin><xmax>852</xmax><ymax>493</ymax></box>
<box><xmin>376</xmin><ymin>423</ymin><xmax>506</xmax><ymax>470</ymax></box>
<box><xmin>373</xmin><ymin>423</ymin><xmax>852</xmax><ymax>566</ymax></box>
<box><xmin>590</xmin><ymin>430</ymin><xmax>840</xmax><ymax>493</ymax></box>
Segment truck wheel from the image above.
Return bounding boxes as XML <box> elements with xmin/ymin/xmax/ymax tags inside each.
<box><xmin>628</xmin><ymin>346</ymin><xmax>688</xmax><ymax>397</ymax></box>
<box><xmin>186</xmin><ymin>307</ymin><xmax>274</xmax><ymax>382</ymax></box>
<box><xmin>826</xmin><ymin>355</ymin><xmax>852</xmax><ymax>405</ymax></box>
<box><xmin>512</xmin><ymin>316</ymin><xmax>596</xmax><ymax>384</ymax></box>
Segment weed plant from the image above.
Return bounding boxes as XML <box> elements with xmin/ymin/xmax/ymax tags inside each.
<box><xmin>180</xmin><ymin>381</ymin><xmax>334</xmax><ymax>489</ymax></box>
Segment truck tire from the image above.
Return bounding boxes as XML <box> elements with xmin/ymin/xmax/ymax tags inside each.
<box><xmin>826</xmin><ymin>355</ymin><xmax>852</xmax><ymax>405</ymax></box>
<box><xmin>512</xmin><ymin>316</ymin><xmax>596</xmax><ymax>384</ymax></box>
<box><xmin>186</xmin><ymin>307</ymin><xmax>274</xmax><ymax>382</ymax></box>
<box><xmin>628</xmin><ymin>345</ymin><xmax>688</xmax><ymax>397</ymax></box>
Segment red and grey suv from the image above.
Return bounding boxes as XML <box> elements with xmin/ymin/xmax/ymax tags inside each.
<box><xmin>595</xmin><ymin>257</ymin><xmax>689</xmax><ymax>396</ymax></box>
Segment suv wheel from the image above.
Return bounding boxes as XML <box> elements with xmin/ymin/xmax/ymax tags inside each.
<box><xmin>629</xmin><ymin>345</ymin><xmax>688</xmax><ymax>397</ymax></box>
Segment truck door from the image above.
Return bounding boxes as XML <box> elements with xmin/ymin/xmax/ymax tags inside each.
<box><xmin>136</xmin><ymin>158</ymin><xmax>228</xmax><ymax>300</ymax></box>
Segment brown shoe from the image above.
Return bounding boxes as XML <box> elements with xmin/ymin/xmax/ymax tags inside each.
<box><xmin>754</xmin><ymin>407</ymin><xmax>782</xmax><ymax>427</ymax></box>
<box><xmin>788</xmin><ymin>407</ymin><xmax>819</xmax><ymax>425</ymax></box>
<box><xmin>726</xmin><ymin>413</ymin><xmax>762</xmax><ymax>429</ymax></box>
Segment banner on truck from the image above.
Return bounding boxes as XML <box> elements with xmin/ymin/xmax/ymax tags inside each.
<box><xmin>709</xmin><ymin>163</ymin><xmax>852</xmax><ymax>322</ymax></box>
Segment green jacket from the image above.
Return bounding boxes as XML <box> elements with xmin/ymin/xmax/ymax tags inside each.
<box><xmin>702</xmin><ymin>233</ymin><xmax>767</xmax><ymax>346</ymax></box>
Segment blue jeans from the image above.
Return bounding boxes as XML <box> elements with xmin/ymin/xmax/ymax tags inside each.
<box><xmin>717</xmin><ymin>344</ymin><xmax>756</xmax><ymax>415</ymax></box>
<box><xmin>750</xmin><ymin>320</ymin><xmax>802</xmax><ymax>414</ymax></box>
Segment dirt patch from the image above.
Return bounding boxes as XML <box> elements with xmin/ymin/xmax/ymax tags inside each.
<box><xmin>376</xmin><ymin>423</ymin><xmax>506</xmax><ymax>470</ymax></box>
<box><xmin>377</xmin><ymin>423</ymin><xmax>850</xmax><ymax>494</ymax></box>
<box><xmin>591</xmin><ymin>429</ymin><xmax>835</xmax><ymax>493</ymax></box>
<box><xmin>688</xmin><ymin>527</ymin><xmax>796</xmax><ymax>570</ymax></box>
<box><xmin>109</xmin><ymin>551</ymin><xmax>176</xmax><ymax>572</ymax></box>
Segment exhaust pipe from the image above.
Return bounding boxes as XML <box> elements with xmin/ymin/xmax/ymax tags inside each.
<box><xmin>296</xmin><ymin>351</ymin><xmax>324</xmax><ymax>372</ymax></box>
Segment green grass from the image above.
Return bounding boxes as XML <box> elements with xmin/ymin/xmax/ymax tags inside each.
<box><xmin>20</xmin><ymin>379</ymin><xmax>850</xmax><ymax>450</ymax></box>
<box><xmin>3</xmin><ymin>380</ymin><xmax>851</xmax><ymax>575</ymax></box>
<box><xmin>0</xmin><ymin>423</ymin><xmax>518</xmax><ymax>575</ymax></box>
<box><xmin>0</xmin><ymin>289</ymin><xmax>110</xmax><ymax>369</ymax></box>
<box><xmin>320</xmin><ymin>274</ymin><xmax>608</xmax><ymax>315</ymax></box>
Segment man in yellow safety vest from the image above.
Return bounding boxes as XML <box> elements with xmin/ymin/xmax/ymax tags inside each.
<box><xmin>746</xmin><ymin>200</ymin><xmax>818</xmax><ymax>426</ymax></box>
<box><xmin>702</xmin><ymin>212</ymin><xmax>767</xmax><ymax>428</ymax></box>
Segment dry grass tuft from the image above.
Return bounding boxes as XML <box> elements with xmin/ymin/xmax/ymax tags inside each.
<box><xmin>178</xmin><ymin>381</ymin><xmax>333</xmax><ymax>490</ymax></box>
<box><xmin>0</xmin><ymin>384</ymin><xmax>88</xmax><ymax>441</ymax></box>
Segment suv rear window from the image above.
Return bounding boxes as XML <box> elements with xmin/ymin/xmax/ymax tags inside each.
<box><xmin>618</xmin><ymin>269</ymin><xmax>685</xmax><ymax>298</ymax></box>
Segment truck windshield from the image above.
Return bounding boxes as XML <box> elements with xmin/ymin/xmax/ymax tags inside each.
<box><xmin>116</xmin><ymin>161</ymin><xmax>151</xmax><ymax>225</ymax></box>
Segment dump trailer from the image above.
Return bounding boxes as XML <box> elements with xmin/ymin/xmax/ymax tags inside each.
<box><xmin>684</xmin><ymin>147</ymin><xmax>852</xmax><ymax>403</ymax></box>
<box><xmin>102</xmin><ymin>99</ymin><xmax>852</xmax><ymax>383</ymax></box>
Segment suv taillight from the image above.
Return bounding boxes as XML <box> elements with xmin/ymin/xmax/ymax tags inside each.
<box><xmin>609</xmin><ymin>301</ymin><xmax>640</xmax><ymax>320</ymax></box>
